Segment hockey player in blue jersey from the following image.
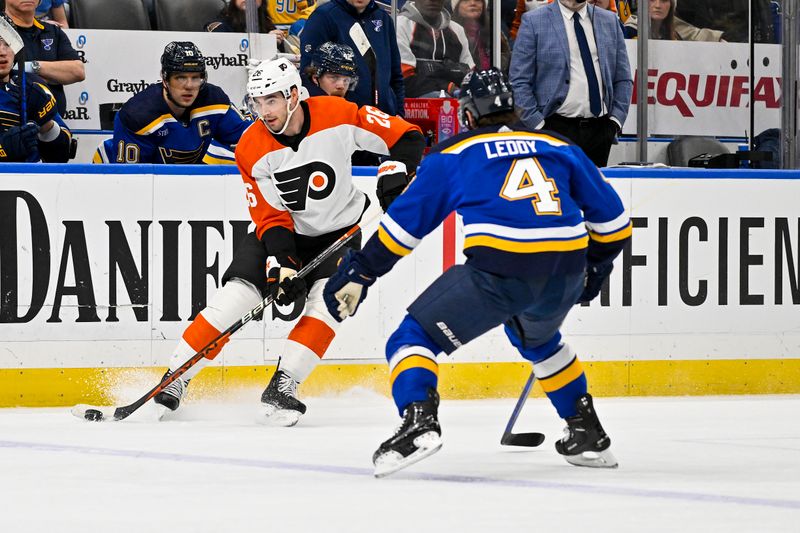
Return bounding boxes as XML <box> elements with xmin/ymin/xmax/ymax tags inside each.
<box><xmin>0</xmin><ymin>14</ymin><xmax>73</xmax><ymax>163</ymax></box>
<box><xmin>93</xmin><ymin>41</ymin><xmax>250</xmax><ymax>164</ymax></box>
<box><xmin>324</xmin><ymin>68</ymin><xmax>631</xmax><ymax>477</ymax></box>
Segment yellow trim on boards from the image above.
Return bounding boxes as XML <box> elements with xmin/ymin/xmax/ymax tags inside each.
<box><xmin>1</xmin><ymin>359</ymin><xmax>799</xmax><ymax>408</ymax></box>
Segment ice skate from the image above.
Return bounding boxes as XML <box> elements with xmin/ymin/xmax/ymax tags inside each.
<box><xmin>555</xmin><ymin>393</ymin><xmax>618</xmax><ymax>468</ymax></box>
<box><xmin>259</xmin><ymin>369</ymin><xmax>307</xmax><ymax>427</ymax></box>
<box><xmin>373</xmin><ymin>388</ymin><xmax>442</xmax><ymax>478</ymax></box>
<box><xmin>153</xmin><ymin>370</ymin><xmax>190</xmax><ymax>420</ymax></box>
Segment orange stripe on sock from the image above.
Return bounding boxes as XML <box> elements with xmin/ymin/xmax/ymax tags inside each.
<box><xmin>287</xmin><ymin>316</ymin><xmax>336</xmax><ymax>359</ymax></box>
<box><xmin>182</xmin><ymin>313</ymin><xmax>228</xmax><ymax>361</ymax></box>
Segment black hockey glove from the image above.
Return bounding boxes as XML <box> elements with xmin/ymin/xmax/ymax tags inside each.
<box><xmin>376</xmin><ymin>160</ymin><xmax>413</xmax><ymax>212</ymax></box>
<box><xmin>0</xmin><ymin>122</ymin><xmax>38</xmax><ymax>161</ymax></box>
<box><xmin>267</xmin><ymin>259</ymin><xmax>307</xmax><ymax>307</ymax></box>
<box><xmin>323</xmin><ymin>250</ymin><xmax>377</xmax><ymax>322</ymax></box>
<box><xmin>577</xmin><ymin>262</ymin><xmax>614</xmax><ymax>304</ymax></box>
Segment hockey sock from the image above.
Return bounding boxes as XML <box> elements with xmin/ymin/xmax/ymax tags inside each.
<box><xmin>279</xmin><ymin>280</ymin><xmax>340</xmax><ymax>382</ymax></box>
<box><xmin>389</xmin><ymin>345</ymin><xmax>439</xmax><ymax>415</ymax></box>
<box><xmin>533</xmin><ymin>344</ymin><xmax>588</xmax><ymax>418</ymax></box>
<box><xmin>167</xmin><ymin>278</ymin><xmax>262</xmax><ymax>380</ymax></box>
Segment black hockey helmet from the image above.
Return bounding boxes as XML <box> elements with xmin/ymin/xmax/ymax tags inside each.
<box><xmin>310</xmin><ymin>42</ymin><xmax>359</xmax><ymax>88</ymax></box>
<box><xmin>160</xmin><ymin>41</ymin><xmax>207</xmax><ymax>80</ymax></box>
<box><xmin>458</xmin><ymin>68</ymin><xmax>514</xmax><ymax>129</ymax></box>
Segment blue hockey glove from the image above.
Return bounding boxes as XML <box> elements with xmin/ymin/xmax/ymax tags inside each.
<box><xmin>0</xmin><ymin>122</ymin><xmax>38</xmax><ymax>161</ymax></box>
<box><xmin>376</xmin><ymin>160</ymin><xmax>412</xmax><ymax>212</ymax></box>
<box><xmin>323</xmin><ymin>250</ymin><xmax>377</xmax><ymax>322</ymax></box>
<box><xmin>577</xmin><ymin>263</ymin><xmax>614</xmax><ymax>304</ymax></box>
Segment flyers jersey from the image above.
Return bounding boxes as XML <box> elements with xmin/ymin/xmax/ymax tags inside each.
<box><xmin>235</xmin><ymin>96</ymin><xmax>421</xmax><ymax>240</ymax></box>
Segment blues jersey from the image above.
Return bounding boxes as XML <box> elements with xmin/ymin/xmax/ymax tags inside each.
<box><xmin>94</xmin><ymin>83</ymin><xmax>251</xmax><ymax>164</ymax></box>
<box><xmin>0</xmin><ymin>77</ymin><xmax>71</xmax><ymax>162</ymax></box>
<box><xmin>361</xmin><ymin>124</ymin><xmax>632</xmax><ymax>279</ymax></box>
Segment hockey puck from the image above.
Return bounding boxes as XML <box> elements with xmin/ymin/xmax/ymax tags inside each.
<box><xmin>84</xmin><ymin>409</ymin><xmax>104</xmax><ymax>422</ymax></box>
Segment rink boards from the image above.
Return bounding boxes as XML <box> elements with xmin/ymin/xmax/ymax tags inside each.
<box><xmin>1</xmin><ymin>164</ymin><xmax>799</xmax><ymax>406</ymax></box>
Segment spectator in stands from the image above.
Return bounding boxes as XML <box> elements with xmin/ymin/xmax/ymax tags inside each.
<box><xmin>300</xmin><ymin>0</ymin><xmax>405</xmax><ymax>116</ymax></box>
<box><xmin>5</xmin><ymin>0</ymin><xmax>84</xmax><ymax>116</ymax></box>
<box><xmin>268</xmin><ymin>0</ymin><xmax>312</xmax><ymax>32</ymax></box>
<box><xmin>93</xmin><ymin>42</ymin><xmax>251</xmax><ymax>165</ymax></box>
<box><xmin>623</xmin><ymin>0</ymin><xmax>724</xmax><ymax>41</ymax></box>
<box><xmin>205</xmin><ymin>0</ymin><xmax>286</xmax><ymax>52</ymax></box>
<box><xmin>450</xmin><ymin>0</ymin><xmax>511</xmax><ymax>72</ymax></box>
<box><xmin>0</xmin><ymin>13</ymin><xmax>73</xmax><ymax>162</ymax></box>
<box><xmin>675</xmin><ymin>0</ymin><xmax>776</xmax><ymax>43</ymax></box>
<box><xmin>509</xmin><ymin>0</ymin><xmax>632</xmax><ymax>167</ymax></box>
<box><xmin>36</xmin><ymin>0</ymin><xmax>68</xmax><ymax>28</ymax></box>
<box><xmin>396</xmin><ymin>0</ymin><xmax>474</xmax><ymax>97</ymax></box>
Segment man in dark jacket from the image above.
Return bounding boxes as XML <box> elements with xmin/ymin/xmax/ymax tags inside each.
<box><xmin>300</xmin><ymin>0</ymin><xmax>405</xmax><ymax>117</ymax></box>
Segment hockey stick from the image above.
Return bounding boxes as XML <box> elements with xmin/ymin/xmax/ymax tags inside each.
<box><xmin>72</xmin><ymin>214</ymin><xmax>376</xmax><ymax>422</ymax></box>
<box><xmin>0</xmin><ymin>17</ymin><xmax>26</xmax><ymax>122</ymax></box>
<box><xmin>348</xmin><ymin>22</ymin><xmax>379</xmax><ymax>107</ymax></box>
<box><xmin>500</xmin><ymin>369</ymin><xmax>546</xmax><ymax>447</ymax></box>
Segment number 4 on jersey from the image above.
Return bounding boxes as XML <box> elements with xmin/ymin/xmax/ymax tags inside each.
<box><xmin>500</xmin><ymin>158</ymin><xmax>561</xmax><ymax>215</ymax></box>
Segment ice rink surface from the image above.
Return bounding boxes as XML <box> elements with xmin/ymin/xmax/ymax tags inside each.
<box><xmin>1</xmin><ymin>391</ymin><xmax>798</xmax><ymax>533</ymax></box>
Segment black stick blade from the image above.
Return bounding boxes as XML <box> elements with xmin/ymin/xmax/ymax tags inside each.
<box><xmin>501</xmin><ymin>432</ymin><xmax>546</xmax><ymax>447</ymax></box>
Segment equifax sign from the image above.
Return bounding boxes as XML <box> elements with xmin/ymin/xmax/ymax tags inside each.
<box><xmin>622</xmin><ymin>41</ymin><xmax>782</xmax><ymax>136</ymax></box>
<box><xmin>632</xmin><ymin>69</ymin><xmax>781</xmax><ymax>118</ymax></box>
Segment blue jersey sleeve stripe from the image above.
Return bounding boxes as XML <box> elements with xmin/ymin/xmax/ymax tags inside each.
<box><xmin>585</xmin><ymin>211</ymin><xmax>630</xmax><ymax>234</ymax></box>
<box><xmin>378</xmin><ymin>226</ymin><xmax>414</xmax><ymax>256</ymax></box>
<box><xmin>381</xmin><ymin>215</ymin><xmax>422</xmax><ymax>248</ymax></box>
<box><xmin>589</xmin><ymin>222</ymin><xmax>632</xmax><ymax>243</ymax></box>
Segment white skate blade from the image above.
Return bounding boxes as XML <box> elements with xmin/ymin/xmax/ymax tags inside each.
<box><xmin>257</xmin><ymin>403</ymin><xmax>302</xmax><ymax>427</ymax></box>
<box><xmin>563</xmin><ymin>448</ymin><xmax>619</xmax><ymax>469</ymax></box>
<box><xmin>71</xmin><ymin>404</ymin><xmax>116</xmax><ymax>422</ymax></box>
<box><xmin>374</xmin><ymin>431</ymin><xmax>443</xmax><ymax>478</ymax></box>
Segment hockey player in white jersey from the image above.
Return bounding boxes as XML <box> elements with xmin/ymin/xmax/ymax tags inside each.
<box><xmin>151</xmin><ymin>58</ymin><xmax>425</xmax><ymax>424</ymax></box>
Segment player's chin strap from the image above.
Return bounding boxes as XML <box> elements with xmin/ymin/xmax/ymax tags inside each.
<box><xmin>265</xmin><ymin>95</ymin><xmax>301</xmax><ymax>136</ymax></box>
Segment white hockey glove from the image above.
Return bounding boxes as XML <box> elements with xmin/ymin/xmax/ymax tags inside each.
<box><xmin>323</xmin><ymin>251</ymin><xmax>377</xmax><ymax>322</ymax></box>
<box><xmin>376</xmin><ymin>160</ymin><xmax>413</xmax><ymax>212</ymax></box>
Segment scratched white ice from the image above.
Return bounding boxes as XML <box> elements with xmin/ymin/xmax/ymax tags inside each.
<box><xmin>1</xmin><ymin>391</ymin><xmax>798</xmax><ymax>533</ymax></box>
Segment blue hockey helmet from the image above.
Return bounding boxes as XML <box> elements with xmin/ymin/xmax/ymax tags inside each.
<box><xmin>161</xmin><ymin>41</ymin><xmax>207</xmax><ymax>80</ymax></box>
<box><xmin>458</xmin><ymin>68</ymin><xmax>514</xmax><ymax>129</ymax></box>
<box><xmin>310</xmin><ymin>42</ymin><xmax>359</xmax><ymax>89</ymax></box>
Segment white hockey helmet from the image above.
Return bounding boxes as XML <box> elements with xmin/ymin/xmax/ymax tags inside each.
<box><xmin>247</xmin><ymin>57</ymin><xmax>302</xmax><ymax>100</ymax></box>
